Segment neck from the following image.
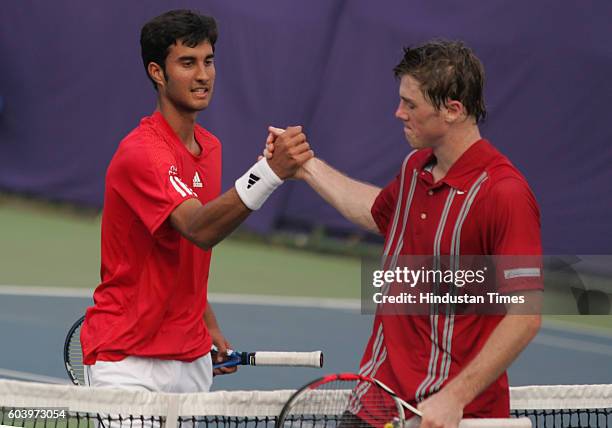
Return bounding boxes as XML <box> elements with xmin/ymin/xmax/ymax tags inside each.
<box><xmin>156</xmin><ymin>98</ymin><xmax>198</xmax><ymax>146</ymax></box>
<box><xmin>431</xmin><ymin>123</ymin><xmax>482</xmax><ymax>176</ymax></box>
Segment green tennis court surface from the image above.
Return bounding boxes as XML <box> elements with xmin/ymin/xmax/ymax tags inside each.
<box><xmin>1</xmin><ymin>200</ymin><xmax>611</xmax><ymax>330</ymax></box>
<box><xmin>0</xmin><ymin>201</ymin><xmax>360</xmax><ymax>298</ymax></box>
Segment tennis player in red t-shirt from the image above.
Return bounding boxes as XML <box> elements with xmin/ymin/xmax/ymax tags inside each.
<box><xmin>267</xmin><ymin>40</ymin><xmax>542</xmax><ymax>427</ymax></box>
<box><xmin>80</xmin><ymin>10</ymin><xmax>313</xmax><ymax>393</ymax></box>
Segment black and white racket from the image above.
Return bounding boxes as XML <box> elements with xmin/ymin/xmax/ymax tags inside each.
<box><xmin>277</xmin><ymin>373</ymin><xmax>532</xmax><ymax>428</ymax></box>
<box><xmin>64</xmin><ymin>315</ymin><xmax>86</xmax><ymax>385</ymax></box>
<box><xmin>64</xmin><ymin>316</ymin><xmax>323</xmax><ymax>385</ymax></box>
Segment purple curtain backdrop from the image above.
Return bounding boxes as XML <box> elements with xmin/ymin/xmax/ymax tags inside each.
<box><xmin>1</xmin><ymin>1</ymin><xmax>611</xmax><ymax>253</ymax></box>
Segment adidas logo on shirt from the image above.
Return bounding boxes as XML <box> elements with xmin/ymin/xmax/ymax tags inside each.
<box><xmin>247</xmin><ymin>173</ymin><xmax>260</xmax><ymax>189</ymax></box>
<box><xmin>193</xmin><ymin>172</ymin><xmax>203</xmax><ymax>188</ymax></box>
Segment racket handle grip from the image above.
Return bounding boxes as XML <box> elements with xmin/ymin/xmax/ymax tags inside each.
<box><xmin>250</xmin><ymin>351</ymin><xmax>324</xmax><ymax>368</ymax></box>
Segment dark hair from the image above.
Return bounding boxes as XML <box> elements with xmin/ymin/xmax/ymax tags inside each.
<box><xmin>393</xmin><ymin>40</ymin><xmax>487</xmax><ymax>123</ymax></box>
<box><xmin>140</xmin><ymin>10</ymin><xmax>218</xmax><ymax>90</ymax></box>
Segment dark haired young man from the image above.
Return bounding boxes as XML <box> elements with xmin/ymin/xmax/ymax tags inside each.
<box><xmin>268</xmin><ymin>40</ymin><xmax>542</xmax><ymax>427</ymax></box>
<box><xmin>80</xmin><ymin>10</ymin><xmax>313</xmax><ymax>393</ymax></box>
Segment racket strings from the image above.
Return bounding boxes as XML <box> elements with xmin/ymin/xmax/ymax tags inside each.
<box><xmin>67</xmin><ymin>321</ymin><xmax>85</xmax><ymax>385</ymax></box>
<box><xmin>282</xmin><ymin>379</ymin><xmax>401</xmax><ymax>428</ymax></box>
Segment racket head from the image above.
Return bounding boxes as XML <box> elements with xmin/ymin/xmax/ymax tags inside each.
<box><xmin>63</xmin><ymin>315</ymin><xmax>85</xmax><ymax>385</ymax></box>
<box><xmin>277</xmin><ymin>373</ymin><xmax>407</xmax><ymax>428</ymax></box>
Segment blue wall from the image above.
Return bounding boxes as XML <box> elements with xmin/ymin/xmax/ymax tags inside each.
<box><xmin>1</xmin><ymin>1</ymin><xmax>611</xmax><ymax>253</ymax></box>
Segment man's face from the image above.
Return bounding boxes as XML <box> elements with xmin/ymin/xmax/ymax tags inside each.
<box><xmin>158</xmin><ymin>40</ymin><xmax>215</xmax><ymax>112</ymax></box>
<box><xmin>394</xmin><ymin>74</ymin><xmax>447</xmax><ymax>149</ymax></box>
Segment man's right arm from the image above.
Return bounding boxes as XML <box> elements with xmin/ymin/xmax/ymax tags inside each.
<box><xmin>171</xmin><ymin>126</ymin><xmax>312</xmax><ymax>250</ymax></box>
<box><xmin>301</xmin><ymin>158</ymin><xmax>381</xmax><ymax>233</ymax></box>
<box><xmin>169</xmin><ymin>189</ymin><xmax>250</xmax><ymax>250</ymax></box>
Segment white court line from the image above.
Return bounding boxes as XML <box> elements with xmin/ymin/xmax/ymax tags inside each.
<box><xmin>0</xmin><ymin>284</ymin><xmax>361</xmax><ymax>310</ymax></box>
<box><xmin>2</xmin><ymin>286</ymin><xmax>610</xmax><ymax>385</ymax></box>
<box><xmin>1</xmin><ymin>285</ymin><xmax>611</xmax><ymax>336</ymax></box>
<box><xmin>209</xmin><ymin>292</ymin><xmax>360</xmax><ymax>310</ymax></box>
<box><xmin>0</xmin><ymin>368</ymin><xmax>68</xmax><ymax>384</ymax></box>
<box><xmin>0</xmin><ymin>285</ymin><xmax>93</xmax><ymax>298</ymax></box>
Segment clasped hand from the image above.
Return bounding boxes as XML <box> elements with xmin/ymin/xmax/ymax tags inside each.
<box><xmin>260</xmin><ymin>126</ymin><xmax>313</xmax><ymax>180</ymax></box>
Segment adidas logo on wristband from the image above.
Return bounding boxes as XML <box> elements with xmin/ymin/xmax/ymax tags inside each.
<box><xmin>247</xmin><ymin>173</ymin><xmax>260</xmax><ymax>189</ymax></box>
<box><xmin>235</xmin><ymin>158</ymin><xmax>283</xmax><ymax>210</ymax></box>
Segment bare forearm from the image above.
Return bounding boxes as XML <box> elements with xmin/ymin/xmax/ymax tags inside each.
<box><xmin>172</xmin><ymin>126</ymin><xmax>312</xmax><ymax>249</ymax></box>
<box><xmin>302</xmin><ymin>158</ymin><xmax>381</xmax><ymax>233</ymax></box>
<box><xmin>203</xmin><ymin>303</ymin><xmax>221</xmax><ymax>331</ymax></box>
<box><xmin>173</xmin><ymin>188</ymin><xmax>251</xmax><ymax>250</ymax></box>
<box><xmin>442</xmin><ymin>313</ymin><xmax>541</xmax><ymax>407</ymax></box>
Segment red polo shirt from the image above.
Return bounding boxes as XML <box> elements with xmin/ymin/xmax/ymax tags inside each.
<box><xmin>81</xmin><ymin>112</ymin><xmax>221</xmax><ymax>364</ymax></box>
<box><xmin>360</xmin><ymin>140</ymin><xmax>542</xmax><ymax>418</ymax></box>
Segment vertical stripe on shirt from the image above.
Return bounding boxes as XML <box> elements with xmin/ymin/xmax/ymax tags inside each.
<box><xmin>415</xmin><ymin>189</ymin><xmax>457</xmax><ymax>401</ymax></box>
<box><xmin>426</xmin><ymin>172</ymin><xmax>488</xmax><ymax>396</ymax></box>
<box><xmin>383</xmin><ymin>151</ymin><xmax>418</xmax><ymax>258</ymax></box>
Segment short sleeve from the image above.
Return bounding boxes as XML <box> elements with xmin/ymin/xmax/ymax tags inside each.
<box><xmin>108</xmin><ymin>140</ymin><xmax>196</xmax><ymax>235</ymax></box>
<box><xmin>371</xmin><ymin>175</ymin><xmax>401</xmax><ymax>236</ymax></box>
<box><xmin>486</xmin><ymin>178</ymin><xmax>543</xmax><ymax>293</ymax></box>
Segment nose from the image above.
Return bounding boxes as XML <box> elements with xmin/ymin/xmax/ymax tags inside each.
<box><xmin>196</xmin><ymin>63</ymin><xmax>211</xmax><ymax>82</ymax></box>
<box><xmin>395</xmin><ymin>102</ymin><xmax>407</xmax><ymax>120</ymax></box>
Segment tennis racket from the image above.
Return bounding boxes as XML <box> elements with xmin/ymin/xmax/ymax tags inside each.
<box><xmin>277</xmin><ymin>373</ymin><xmax>532</xmax><ymax>428</ymax></box>
<box><xmin>64</xmin><ymin>316</ymin><xmax>324</xmax><ymax>385</ymax></box>
<box><xmin>64</xmin><ymin>315</ymin><xmax>86</xmax><ymax>385</ymax></box>
<box><xmin>278</xmin><ymin>373</ymin><xmax>420</xmax><ymax>428</ymax></box>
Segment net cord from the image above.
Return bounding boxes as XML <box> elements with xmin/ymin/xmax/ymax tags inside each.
<box><xmin>2</xmin><ymin>380</ymin><xmax>612</xmax><ymax>422</ymax></box>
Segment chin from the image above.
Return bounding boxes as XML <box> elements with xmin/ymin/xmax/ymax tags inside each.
<box><xmin>184</xmin><ymin>101</ymin><xmax>210</xmax><ymax>113</ymax></box>
<box><xmin>405</xmin><ymin>136</ymin><xmax>420</xmax><ymax>149</ymax></box>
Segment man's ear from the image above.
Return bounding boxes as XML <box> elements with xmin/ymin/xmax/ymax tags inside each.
<box><xmin>443</xmin><ymin>99</ymin><xmax>465</xmax><ymax>123</ymax></box>
<box><xmin>147</xmin><ymin>62</ymin><xmax>166</xmax><ymax>89</ymax></box>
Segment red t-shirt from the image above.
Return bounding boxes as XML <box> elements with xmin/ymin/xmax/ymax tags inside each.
<box><xmin>81</xmin><ymin>112</ymin><xmax>221</xmax><ymax>364</ymax></box>
<box><xmin>360</xmin><ymin>140</ymin><xmax>542</xmax><ymax>419</ymax></box>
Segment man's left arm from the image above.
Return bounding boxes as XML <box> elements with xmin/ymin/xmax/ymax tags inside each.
<box><xmin>203</xmin><ymin>303</ymin><xmax>237</xmax><ymax>375</ymax></box>
<box><xmin>417</xmin><ymin>300</ymin><xmax>541</xmax><ymax>427</ymax></box>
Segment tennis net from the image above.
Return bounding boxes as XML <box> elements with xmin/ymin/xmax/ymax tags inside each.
<box><xmin>1</xmin><ymin>379</ymin><xmax>611</xmax><ymax>428</ymax></box>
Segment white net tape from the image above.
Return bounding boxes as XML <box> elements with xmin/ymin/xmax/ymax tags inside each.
<box><xmin>2</xmin><ymin>380</ymin><xmax>612</xmax><ymax>428</ymax></box>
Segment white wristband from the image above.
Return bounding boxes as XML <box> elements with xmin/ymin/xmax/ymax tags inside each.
<box><xmin>235</xmin><ymin>158</ymin><xmax>283</xmax><ymax>210</ymax></box>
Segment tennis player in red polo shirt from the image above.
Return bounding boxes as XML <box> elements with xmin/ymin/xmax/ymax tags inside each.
<box><xmin>267</xmin><ymin>40</ymin><xmax>542</xmax><ymax>427</ymax></box>
<box><xmin>80</xmin><ymin>10</ymin><xmax>313</xmax><ymax>393</ymax></box>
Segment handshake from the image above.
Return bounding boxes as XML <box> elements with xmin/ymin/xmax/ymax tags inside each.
<box><xmin>260</xmin><ymin>125</ymin><xmax>314</xmax><ymax>180</ymax></box>
<box><xmin>234</xmin><ymin>125</ymin><xmax>313</xmax><ymax>211</ymax></box>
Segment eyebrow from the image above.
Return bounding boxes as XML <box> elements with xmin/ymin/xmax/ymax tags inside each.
<box><xmin>401</xmin><ymin>95</ymin><xmax>417</xmax><ymax>104</ymax></box>
<box><xmin>177</xmin><ymin>54</ymin><xmax>215</xmax><ymax>61</ymax></box>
